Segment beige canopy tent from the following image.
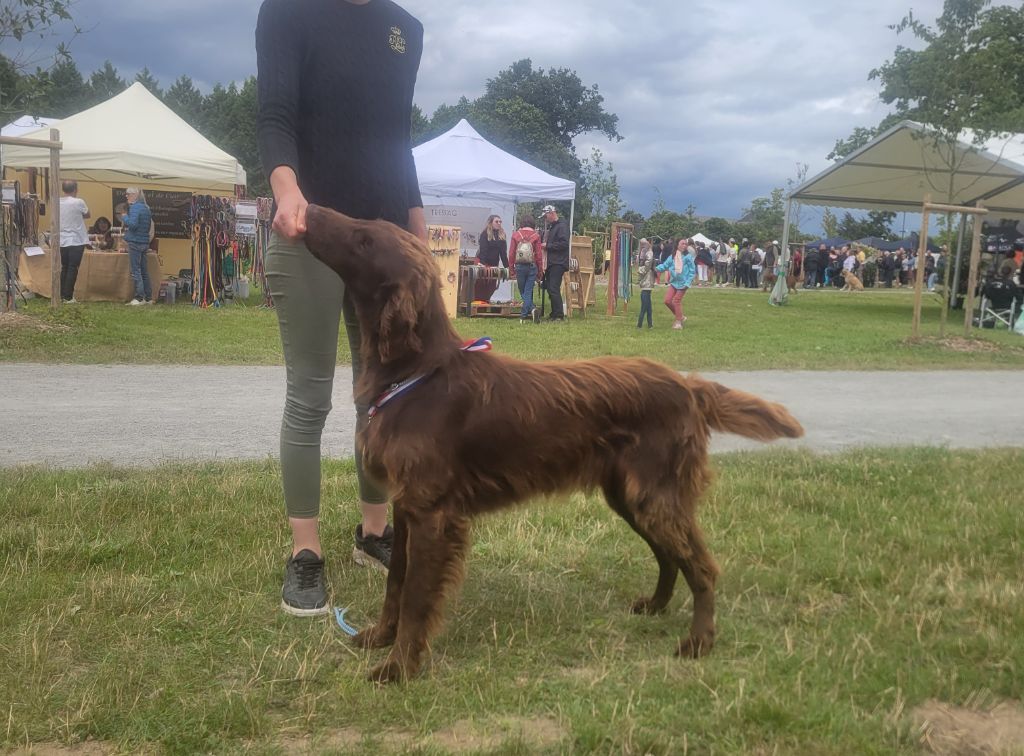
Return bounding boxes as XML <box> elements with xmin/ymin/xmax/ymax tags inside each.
<box><xmin>771</xmin><ymin>120</ymin><xmax>1024</xmax><ymax>305</ymax></box>
<box><xmin>2</xmin><ymin>82</ymin><xmax>246</xmax><ymax>190</ymax></box>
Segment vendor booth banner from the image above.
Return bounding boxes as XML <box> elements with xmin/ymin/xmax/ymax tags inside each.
<box><xmin>425</xmin><ymin>204</ymin><xmax>514</xmax><ymax>258</ymax></box>
<box><xmin>112</xmin><ymin>188</ymin><xmax>191</xmax><ymax>240</ymax></box>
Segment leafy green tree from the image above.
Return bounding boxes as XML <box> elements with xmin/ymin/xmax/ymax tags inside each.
<box><xmin>579</xmin><ymin>147</ymin><xmax>622</xmax><ymax>226</ymax></box>
<box><xmin>0</xmin><ymin>0</ymin><xmax>79</xmax><ymax>120</ymax></box>
<box><xmin>703</xmin><ymin>217</ymin><xmax>734</xmax><ymax>241</ymax></box>
<box><xmin>478</xmin><ymin>59</ymin><xmax>621</xmax><ymax>150</ymax></box>
<box><xmin>836</xmin><ymin>211</ymin><xmax>897</xmax><ymax>240</ymax></box>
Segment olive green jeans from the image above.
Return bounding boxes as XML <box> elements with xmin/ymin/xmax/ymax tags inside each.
<box><xmin>265</xmin><ymin>232</ymin><xmax>388</xmax><ymax>518</ymax></box>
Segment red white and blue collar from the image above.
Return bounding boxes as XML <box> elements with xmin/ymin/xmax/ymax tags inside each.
<box><xmin>367</xmin><ymin>337</ymin><xmax>492</xmax><ymax>419</ymax></box>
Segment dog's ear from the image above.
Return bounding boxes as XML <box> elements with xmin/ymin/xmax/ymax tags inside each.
<box><xmin>378</xmin><ymin>283</ymin><xmax>423</xmax><ymax>363</ymax></box>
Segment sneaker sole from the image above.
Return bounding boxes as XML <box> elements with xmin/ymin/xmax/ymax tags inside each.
<box><xmin>280</xmin><ymin>599</ymin><xmax>331</xmax><ymax>617</ymax></box>
<box><xmin>352</xmin><ymin>546</ymin><xmax>389</xmax><ymax>573</ymax></box>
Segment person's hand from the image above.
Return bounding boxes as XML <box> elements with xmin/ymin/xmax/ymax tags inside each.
<box><xmin>408</xmin><ymin>206</ymin><xmax>428</xmax><ymax>244</ymax></box>
<box><xmin>273</xmin><ymin>187</ymin><xmax>308</xmax><ymax>240</ymax></box>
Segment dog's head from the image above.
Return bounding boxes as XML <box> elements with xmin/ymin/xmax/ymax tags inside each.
<box><xmin>304</xmin><ymin>204</ymin><xmax>453</xmax><ymax>368</ymax></box>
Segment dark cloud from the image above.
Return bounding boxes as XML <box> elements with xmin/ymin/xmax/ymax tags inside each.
<box><xmin>4</xmin><ymin>0</ymin><xmax>947</xmax><ymax>222</ymax></box>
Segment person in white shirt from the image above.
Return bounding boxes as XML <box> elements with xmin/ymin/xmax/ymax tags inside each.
<box><xmin>59</xmin><ymin>180</ymin><xmax>90</xmax><ymax>302</ymax></box>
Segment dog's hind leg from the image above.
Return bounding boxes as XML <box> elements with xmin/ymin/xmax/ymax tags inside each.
<box><xmin>369</xmin><ymin>509</ymin><xmax>470</xmax><ymax>684</ymax></box>
<box><xmin>602</xmin><ymin>479</ymin><xmax>678</xmax><ymax>615</ymax></box>
<box><xmin>671</xmin><ymin>519</ymin><xmax>718</xmax><ymax>658</ymax></box>
<box><xmin>353</xmin><ymin>507</ymin><xmax>409</xmax><ymax>650</ymax></box>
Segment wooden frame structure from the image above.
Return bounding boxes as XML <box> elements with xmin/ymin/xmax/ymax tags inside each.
<box><xmin>911</xmin><ymin>195</ymin><xmax>989</xmax><ymax>338</ymax></box>
<box><xmin>0</xmin><ymin>129</ymin><xmax>62</xmax><ymax>311</ymax></box>
<box><xmin>605</xmin><ymin>221</ymin><xmax>634</xmax><ymax>316</ymax></box>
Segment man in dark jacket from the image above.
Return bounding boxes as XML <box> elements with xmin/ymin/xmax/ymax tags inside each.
<box><xmin>803</xmin><ymin>245</ymin><xmax>820</xmax><ymax>288</ymax></box>
<box><xmin>540</xmin><ymin>204</ymin><xmax>570</xmax><ymax>320</ymax></box>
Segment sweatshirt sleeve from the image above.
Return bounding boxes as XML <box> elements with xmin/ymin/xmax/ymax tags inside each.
<box><xmin>256</xmin><ymin>0</ymin><xmax>304</xmax><ymax>180</ymax></box>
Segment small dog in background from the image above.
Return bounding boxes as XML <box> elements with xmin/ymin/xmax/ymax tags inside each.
<box><xmin>841</xmin><ymin>269</ymin><xmax>865</xmax><ymax>291</ymax></box>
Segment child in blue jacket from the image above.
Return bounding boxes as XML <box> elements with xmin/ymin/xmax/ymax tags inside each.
<box><xmin>656</xmin><ymin>239</ymin><xmax>696</xmax><ymax>329</ymax></box>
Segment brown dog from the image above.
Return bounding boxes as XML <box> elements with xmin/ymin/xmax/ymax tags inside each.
<box><xmin>841</xmin><ymin>269</ymin><xmax>864</xmax><ymax>291</ymax></box>
<box><xmin>302</xmin><ymin>205</ymin><xmax>804</xmax><ymax>683</ymax></box>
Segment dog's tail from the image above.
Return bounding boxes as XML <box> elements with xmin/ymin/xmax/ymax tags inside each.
<box><xmin>690</xmin><ymin>377</ymin><xmax>804</xmax><ymax>442</ymax></box>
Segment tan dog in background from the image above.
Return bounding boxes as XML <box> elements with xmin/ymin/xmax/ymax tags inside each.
<box><xmin>841</xmin><ymin>269</ymin><xmax>864</xmax><ymax>291</ymax></box>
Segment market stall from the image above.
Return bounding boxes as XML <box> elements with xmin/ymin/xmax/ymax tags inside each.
<box><xmin>2</xmin><ymin>83</ymin><xmax>247</xmax><ymax>298</ymax></box>
<box><xmin>413</xmin><ymin>119</ymin><xmax>577</xmax><ymax>315</ymax></box>
<box><xmin>18</xmin><ymin>244</ymin><xmax>160</xmax><ymax>302</ymax></box>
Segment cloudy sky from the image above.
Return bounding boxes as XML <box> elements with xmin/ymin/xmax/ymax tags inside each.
<box><xmin>7</xmin><ymin>0</ymin><xmax>948</xmax><ymax>228</ymax></box>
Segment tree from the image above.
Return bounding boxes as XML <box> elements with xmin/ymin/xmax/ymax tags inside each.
<box><xmin>738</xmin><ymin>188</ymin><xmax>786</xmax><ymax>242</ymax></box>
<box><xmin>0</xmin><ymin>1</ymin><xmax>79</xmax><ymax>120</ymax></box>
<box><xmin>37</xmin><ymin>57</ymin><xmax>89</xmax><ymax>116</ymax></box>
<box><xmin>821</xmin><ymin>208</ymin><xmax>840</xmax><ymax>238</ymax></box>
<box><xmin>478</xmin><ymin>59</ymin><xmax>621</xmax><ymax>150</ymax></box>
<box><xmin>88</xmin><ymin>60</ymin><xmax>127</xmax><ymax>104</ymax></box>
<box><xmin>836</xmin><ymin>210</ymin><xmax>897</xmax><ymax>240</ymax></box>
<box><xmin>165</xmin><ymin>75</ymin><xmax>204</xmax><ymax>124</ymax></box>
<box><xmin>134</xmin><ymin>67</ymin><xmax>163</xmax><ymax>99</ymax></box>
<box><xmin>579</xmin><ymin>147</ymin><xmax>622</xmax><ymax>227</ymax></box>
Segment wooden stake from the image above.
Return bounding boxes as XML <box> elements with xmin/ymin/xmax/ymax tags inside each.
<box><xmin>963</xmin><ymin>203</ymin><xmax>984</xmax><ymax>336</ymax></box>
<box><xmin>911</xmin><ymin>194</ymin><xmax>931</xmax><ymax>339</ymax></box>
<box><xmin>49</xmin><ymin>128</ymin><xmax>61</xmax><ymax>309</ymax></box>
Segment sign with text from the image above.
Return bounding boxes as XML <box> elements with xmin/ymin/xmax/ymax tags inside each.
<box><xmin>112</xmin><ymin>189</ymin><xmax>192</xmax><ymax>240</ymax></box>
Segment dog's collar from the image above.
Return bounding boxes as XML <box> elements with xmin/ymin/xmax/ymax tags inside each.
<box><xmin>367</xmin><ymin>337</ymin><xmax>492</xmax><ymax>420</ymax></box>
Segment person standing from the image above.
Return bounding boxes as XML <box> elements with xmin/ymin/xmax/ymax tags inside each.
<box><xmin>540</xmin><ymin>204</ymin><xmax>569</xmax><ymax>321</ymax></box>
<box><xmin>635</xmin><ymin>238</ymin><xmax>655</xmax><ymax>328</ymax></box>
<box><xmin>58</xmin><ymin>180</ymin><xmax>90</xmax><ymax>303</ymax></box>
<box><xmin>476</xmin><ymin>215</ymin><xmax>508</xmax><ymax>302</ymax></box>
<box><xmin>121</xmin><ymin>187</ymin><xmax>153</xmax><ymax>305</ymax></box>
<box><xmin>256</xmin><ymin>0</ymin><xmax>426</xmax><ymax>616</ymax></box>
<box><xmin>714</xmin><ymin>242</ymin><xmax>730</xmax><ymax>286</ymax></box>
<box><xmin>509</xmin><ymin>215</ymin><xmax>543</xmax><ymax>322</ymax></box>
<box><xmin>656</xmin><ymin>239</ymin><xmax>695</xmax><ymax>329</ymax></box>
<box><xmin>802</xmin><ymin>245</ymin><xmax>819</xmax><ymax>288</ymax></box>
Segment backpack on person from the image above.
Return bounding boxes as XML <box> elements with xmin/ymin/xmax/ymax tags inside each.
<box><xmin>514</xmin><ymin>232</ymin><xmax>536</xmax><ymax>264</ymax></box>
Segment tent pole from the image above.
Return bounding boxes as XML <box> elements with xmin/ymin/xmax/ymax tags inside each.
<box><xmin>950</xmin><ymin>213</ymin><xmax>968</xmax><ymax>310</ymax></box>
<box><xmin>769</xmin><ymin>198</ymin><xmax>792</xmax><ymax>305</ymax></box>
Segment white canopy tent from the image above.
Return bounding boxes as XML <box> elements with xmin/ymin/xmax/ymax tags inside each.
<box><xmin>2</xmin><ymin>83</ymin><xmax>246</xmax><ymax>190</ymax></box>
<box><xmin>771</xmin><ymin>120</ymin><xmax>1024</xmax><ymax>304</ymax></box>
<box><xmin>1</xmin><ymin>115</ymin><xmax>58</xmax><ymax>138</ymax></box>
<box><xmin>413</xmin><ymin>119</ymin><xmax>576</xmax><ymax>258</ymax></box>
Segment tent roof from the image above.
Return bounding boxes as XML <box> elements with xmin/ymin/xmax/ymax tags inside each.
<box><xmin>790</xmin><ymin>120</ymin><xmax>1024</xmax><ymax>219</ymax></box>
<box><xmin>413</xmin><ymin>119</ymin><xmax>575</xmax><ymax>203</ymax></box>
<box><xmin>2</xmin><ymin>115</ymin><xmax>58</xmax><ymax>138</ymax></box>
<box><xmin>2</xmin><ymin>83</ymin><xmax>246</xmax><ymax>190</ymax></box>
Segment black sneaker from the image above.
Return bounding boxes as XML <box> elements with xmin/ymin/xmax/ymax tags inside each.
<box><xmin>281</xmin><ymin>549</ymin><xmax>330</xmax><ymax>616</ymax></box>
<box><xmin>353</xmin><ymin>524</ymin><xmax>393</xmax><ymax>572</ymax></box>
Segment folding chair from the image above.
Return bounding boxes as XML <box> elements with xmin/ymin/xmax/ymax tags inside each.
<box><xmin>978</xmin><ymin>279</ymin><xmax>1021</xmax><ymax>329</ymax></box>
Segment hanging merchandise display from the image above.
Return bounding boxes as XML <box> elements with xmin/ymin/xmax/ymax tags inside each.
<box><xmin>189</xmin><ymin>195</ymin><xmax>236</xmax><ymax>308</ymax></box>
<box><xmin>618</xmin><ymin>226</ymin><xmax>633</xmax><ymax>304</ymax></box>
<box><xmin>253</xmin><ymin>197</ymin><xmax>273</xmax><ymax>307</ymax></box>
<box><xmin>1</xmin><ymin>183</ymin><xmax>38</xmax><ymax>312</ymax></box>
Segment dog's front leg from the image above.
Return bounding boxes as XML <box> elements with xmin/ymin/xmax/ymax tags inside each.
<box><xmin>369</xmin><ymin>509</ymin><xmax>470</xmax><ymax>684</ymax></box>
<box><xmin>353</xmin><ymin>507</ymin><xmax>409</xmax><ymax>650</ymax></box>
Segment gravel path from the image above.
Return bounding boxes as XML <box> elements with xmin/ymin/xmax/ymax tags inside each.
<box><xmin>2</xmin><ymin>364</ymin><xmax>1021</xmax><ymax>468</ymax></box>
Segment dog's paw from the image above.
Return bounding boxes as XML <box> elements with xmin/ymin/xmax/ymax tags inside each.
<box><xmin>675</xmin><ymin>632</ymin><xmax>715</xmax><ymax>659</ymax></box>
<box><xmin>630</xmin><ymin>596</ymin><xmax>668</xmax><ymax>615</ymax></box>
<box><xmin>368</xmin><ymin>657</ymin><xmax>408</xmax><ymax>685</ymax></box>
<box><xmin>352</xmin><ymin>624</ymin><xmax>396</xmax><ymax>650</ymax></box>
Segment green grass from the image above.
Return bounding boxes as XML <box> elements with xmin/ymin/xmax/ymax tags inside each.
<box><xmin>3</xmin><ymin>286</ymin><xmax>1024</xmax><ymax>369</ymax></box>
<box><xmin>2</xmin><ymin>450</ymin><xmax>1021</xmax><ymax>754</ymax></box>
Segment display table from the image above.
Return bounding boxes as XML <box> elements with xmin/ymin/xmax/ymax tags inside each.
<box><xmin>18</xmin><ymin>246</ymin><xmax>162</xmax><ymax>302</ymax></box>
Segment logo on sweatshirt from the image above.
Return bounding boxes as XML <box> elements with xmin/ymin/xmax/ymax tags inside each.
<box><xmin>389</xmin><ymin>26</ymin><xmax>406</xmax><ymax>54</ymax></box>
